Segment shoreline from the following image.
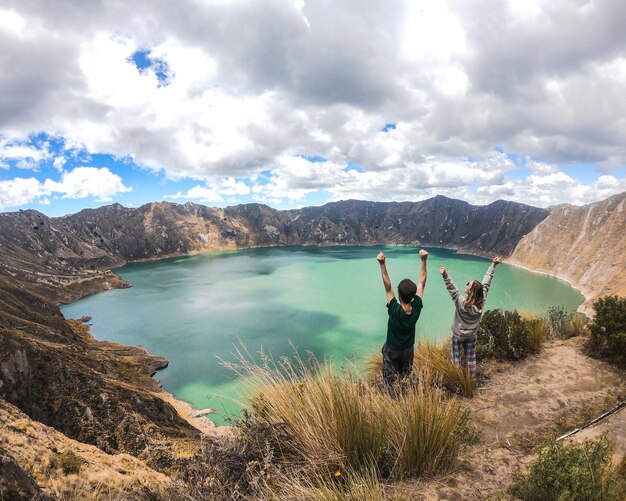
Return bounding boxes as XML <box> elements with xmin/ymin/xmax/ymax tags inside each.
<box><xmin>504</xmin><ymin>258</ymin><xmax>593</xmax><ymax>315</ymax></box>
<box><xmin>159</xmin><ymin>391</ymin><xmax>229</xmax><ymax>436</ymax></box>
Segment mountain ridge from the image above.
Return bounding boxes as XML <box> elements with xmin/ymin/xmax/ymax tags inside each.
<box><xmin>0</xmin><ymin>195</ymin><xmax>549</xmax><ymax>304</ymax></box>
<box><xmin>2</xmin><ymin>193</ymin><xmax>624</xmax><ymax>311</ymax></box>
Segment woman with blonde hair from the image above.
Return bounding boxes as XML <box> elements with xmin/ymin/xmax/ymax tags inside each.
<box><xmin>439</xmin><ymin>257</ymin><xmax>501</xmax><ymax>377</ymax></box>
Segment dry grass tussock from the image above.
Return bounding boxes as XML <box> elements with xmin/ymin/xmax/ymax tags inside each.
<box><xmin>223</xmin><ymin>347</ymin><xmax>473</xmax><ymax>496</ymax></box>
<box><xmin>518</xmin><ymin>311</ymin><xmax>550</xmax><ymax>354</ymax></box>
<box><xmin>619</xmin><ymin>451</ymin><xmax>626</xmax><ymax>480</ymax></box>
<box><xmin>364</xmin><ymin>341</ymin><xmax>474</xmax><ymax>397</ymax></box>
<box><xmin>264</xmin><ymin>463</ymin><xmax>409</xmax><ymax>501</ymax></box>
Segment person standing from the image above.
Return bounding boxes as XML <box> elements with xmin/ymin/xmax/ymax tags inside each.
<box><xmin>439</xmin><ymin>257</ymin><xmax>501</xmax><ymax>377</ymax></box>
<box><xmin>377</xmin><ymin>249</ymin><xmax>428</xmax><ymax>385</ymax></box>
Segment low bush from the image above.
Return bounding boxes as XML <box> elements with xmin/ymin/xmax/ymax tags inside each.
<box><xmin>58</xmin><ymin>451</ymin><xmax>82</xmax><ymax>475</ymax></box>
<box><xmin>547</xmin><ymin>306</ymin><xmax>588</xmax><ymax>339</ymax></box>
<box><xmin>586</xmin><ymin>295</ymin><xmax>626</xmax><ymax>367</ymax></box>
<box><xmin>511</xmin><ymin>436</ymin><xmax>626</xmax><ymax>501</ymax></box>
<box><xmin>476</xmin><ymin>309</ymin><xmax>530</xmax><ymax>361</ymax></box>
<box><xmin>522</xmin><ymin>315</ymin><xmax>549</xmax><ymax>355</ymax></box>
<box><xmin>477</xmin><ymin>308</ymin><xmax>585</xmax><ymax>361</ymax></box>
<box><xmin>547</xmin><ymin>306</ymin><xmax>569</xmax><ymax>338</ymax></box>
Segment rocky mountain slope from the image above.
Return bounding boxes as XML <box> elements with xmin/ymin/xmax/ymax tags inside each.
<box><xmin>0</xmin><ymin>275</ymin><xmax>201</xmax><ymax>455</ymax></box>
<box><xmin>0</xmin><ymin>398</ymin><xmax>176</xmax><ymax>499</ymax></box>
<box><xmin>509</xmin><ymin>192</ymin><xmax>626</xmax><ymax>313</ymax></box>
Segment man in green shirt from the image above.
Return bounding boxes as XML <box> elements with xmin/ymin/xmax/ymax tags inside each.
<box><xmin>377</xmin><ymin>249</ymin><xmax>428</xmax><ymax>385</ymax></box>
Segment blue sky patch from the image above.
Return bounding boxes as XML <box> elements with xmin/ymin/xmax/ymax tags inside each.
<box><xmin>129</xmin><ymin>49</ymin><xmax>172</xmax><ymax>86</ymax></box>
<box><xmin>297</xmin><ymin>154</ymin><xmax>327</xmax><ymax>163</ymax></box>
<box><xmin>345</xmin><ymin>162</ymin><xmax>365</xmax><ymax>173</ymax></box>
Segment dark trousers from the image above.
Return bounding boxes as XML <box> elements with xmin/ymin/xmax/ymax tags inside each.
<box><xmin>382</xmin><ymin>343</ymin><xmax>414</xmax><ymax>385</ymax></box>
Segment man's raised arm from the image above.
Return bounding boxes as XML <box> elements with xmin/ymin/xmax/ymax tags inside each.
<box><xmin>416</xmin><ymin>249</ymin><xmax>428</xmax><ymax>298</ymax></box>
<box><xmin>377</xmin><ymin>252</ymin><xmax>395</xmax><ymax>305</ymax></box>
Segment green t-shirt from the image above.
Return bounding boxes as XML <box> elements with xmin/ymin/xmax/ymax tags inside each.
<box><xmin>385</xmin><ymin>296</ymin><xmax>423</xmax><ymax>350</ymax></box>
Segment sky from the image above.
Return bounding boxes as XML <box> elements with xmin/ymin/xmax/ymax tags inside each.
<box><xmin>1</xmin><ymin>0</ymin><xmax>626</xmax><ymax>216</ymax></box>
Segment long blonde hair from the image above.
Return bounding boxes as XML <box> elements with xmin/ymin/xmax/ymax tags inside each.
<box><xmin>464</xmin><ymin>280</ymin><xmax>485</xmax><ymax>309</ymax></box>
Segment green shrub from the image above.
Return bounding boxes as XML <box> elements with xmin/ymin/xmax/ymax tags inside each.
<box><xmin>547</xmin><ymin>307</ymin><xmax>588</xmax><ymax>339</ymax></box>
<box><xmin>477</xmin><ymin>309</ymin><xmax>530</xmax><ymax>361</ymax></box>
<box><xmin>586</xmin><ymin>296</ymin><xmax>626</xmax><ymax>367</ymax></box>
<box><xmin>511</xmin><ymin>436</ymin><xmax>626</xmax><ymax>501</ymax></box>
<box><xmin>58</xmin><ymin>451</ymin><xmax>82</xmax><ymax>475</ymax></box>
<box><xmin>547</xmin><ymin>306</ymin><xmax>569</xmax><ymax>338</ymax></box>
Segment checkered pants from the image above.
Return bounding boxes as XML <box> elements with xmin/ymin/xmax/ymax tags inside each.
<box><xmin>451</xmin><ymin>334</ymin><xmax>477</xmax><ymax>376</ymax></box>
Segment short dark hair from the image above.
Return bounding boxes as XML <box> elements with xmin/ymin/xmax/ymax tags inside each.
<box><xmin>398</xmin><ymin>278</ymin><xmax>417</xmax><ymax>304</ymax></box>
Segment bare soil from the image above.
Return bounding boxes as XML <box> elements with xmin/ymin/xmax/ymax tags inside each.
<box><xmin>395</xmin><ymin>336</ymin><xmax>626</xmax><ymax>500</ymax></box>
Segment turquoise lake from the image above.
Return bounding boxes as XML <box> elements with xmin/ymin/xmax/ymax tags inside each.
<box><xmin>61</xmin><ymin>246</ymin><xmax>584</xmax><ymax>424</ymax></box>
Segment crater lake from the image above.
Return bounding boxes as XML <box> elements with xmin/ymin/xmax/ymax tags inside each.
<box><xmin>61</xmin><ymin>246</ymin><xmax>584</xmax><ymax>424</ymax></box>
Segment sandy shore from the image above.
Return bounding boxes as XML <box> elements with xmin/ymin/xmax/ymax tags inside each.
<box><xmin>160</xmin><ymin>391</ymin><xmax>230</xmax><ymax>436</ymax></box>
<box><xmin>504</xmin><ymin>258</ymin><xmax>593</xmax><ymax>315</ymax></box>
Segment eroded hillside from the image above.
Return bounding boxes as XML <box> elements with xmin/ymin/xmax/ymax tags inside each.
<box><xmin>509</xmin><ymin>192</ymin><xmax>626</xmax><ymax>313</ymax></box>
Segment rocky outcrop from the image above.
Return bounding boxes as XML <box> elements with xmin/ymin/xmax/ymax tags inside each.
<box><xmin>509</xmin><ymin>192</ymin><xmax>626</xmax><ymax>313</ymax></box>
<box><xmin>0</xmin><ymin>448</ymin><xmax>49</xmax><ymax>500</ymax></box>
<box><xmin>0</xmin><ymin>275</ymin><xmax>200</xmax><ymax>464</ymax></box>
<box><xmin>0</xmin><ymin>399</ymin><xmax>177</xmax><ymax>499</ymax></box>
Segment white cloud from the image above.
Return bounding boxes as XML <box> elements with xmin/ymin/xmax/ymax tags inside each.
<box><xmin>0</xmin><ymin>140</ymin><xmax>51</xmax><ymax>168</ymax></box>
<box><xmin>42</xmin><ymin>167</ymin><xmax>131</xmax><ymax>201</ymax></box>
<box><xmin>0</xmin><ymin>177</ymin><xmax>45</xmax><ymax>208</ymax></box>
<box><xmin>0</xmin><ymin>167</ymin><xmax>131</xmax><ymax>209</ymax></box>
<box><xmin>167</xmin><ymin>176</ymin><xmax>250</xmax><ymax>203</ymax></box>
<box><xmin>52</xmin><ymin>156</ymin><xmax>66</xmax><ymax>171</ymax></box>
<box><xmin>475</xmin><ymin>173</ymin><xmax>626</xmax><ymax>207</ymax></box>
<box><xmin>168</xmin><ymin>185</ymin><xmax>224</xmax><ymax>203</ymax></box>
<box><xmin>251</xmin><ymin>153</ymin><xmax>515</xmax><ymax>203</ymax></box>
<box><xmin>0</xmin><ymin>9</ymin><xmax>26</xmax><ymax>38</ymax></box>
<box><xmin>526</xmin><ymin>158</ymin><xmax>557</xmax><ymax>175</ymax></box>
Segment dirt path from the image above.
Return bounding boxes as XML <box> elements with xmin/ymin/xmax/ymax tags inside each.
<box><xmin>398</xmin><ymin>337</ymin><xmax>626</xmax><ymax>500</ymax></box>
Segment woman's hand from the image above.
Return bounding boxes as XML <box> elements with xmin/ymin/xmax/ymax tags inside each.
<box><xmin>492</xmin><ymin>256</ymin><xmax>501</xmax><ymax>266</ymax></box>
<box><xmin>439</xmin><ymin>264</ymin><xmax>447</xmax><ymax>276</ymax></box>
